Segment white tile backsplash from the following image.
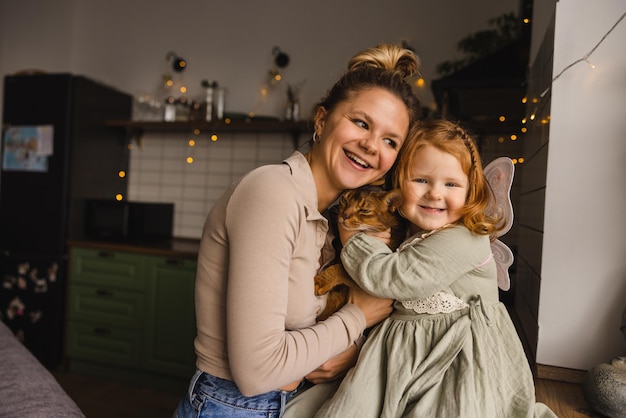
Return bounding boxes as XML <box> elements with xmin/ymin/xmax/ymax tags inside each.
<box><xmin>127</xmin><ymin>131</ymin><xmax>297</xmax><ymax>239</ymax></box>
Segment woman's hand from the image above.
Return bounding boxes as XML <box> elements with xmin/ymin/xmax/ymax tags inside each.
<box><xmin>349</xmin><ymin>286</ymin><xmax>393</xmax><ymax>328</ymax></box>
<box><xmin>304</xmin><ymin>344</ymin><xmax>358</xmax><ymax>384</ymax></box>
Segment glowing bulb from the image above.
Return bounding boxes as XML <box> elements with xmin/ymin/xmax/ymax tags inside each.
<box><xmin>498</xmin><ymin>137</ymin><xmax>505</xmax><ymax>143</ymax></box>
<box><xmin>211</xmin><ymin>134</ymin><xmax>218</xmax><ymax>142</ymax></box>
<box><xmin>188</xmin><ymin>139</ymin><xmax>195</xmax><ymax>146</ymax></box>
<box><xmin>186</xmin><ymin>157</ymin><xmax>193</xmax><ymax>164</ymax></box>
<box><xmin>585</xmin><ymin>59</ymin><xmax>596</xmax><ymax>69</ymax></box>
<box><xmin>115</xmin><ymin>194</ymin><xmax>123</xmax><ymax>201</ymax></box>
<box><xmin>523</xmin><ymin>18</ymin><xmax>530</xmax><ymax>24</ymax></box>
<box><xmin>510</xmin><ymin>135</ymin><xmax>518</xmax><ymax>141</ymax></box>
<box><xmin>193</xmin><ymin>128</ymin><xmax>200</xmax><ymax>135</ymax></box>
<box><xmin>521</xmin><ymin>97</ymin><xmax>528</xmax><ymax>104</ymax></box>
<box><xmin>521</xmin><ymin>127</ymin><xmax>527</xmax><ymax>133</ymax></box>
<box><xmin>499</xmin><ymin>116</ymin><xmax>506</xmax><ymax>122</ymax></box>
<box><xmin>224</xmin><ymin>117</ymin><xmax>232</xmax><ymax>124</ymax></box>
<box><xmin>415</xmin><ymin>78</ymin><xmax>425</xmax><ymax>88</ymax></box>
<box><xmin>518</xmin><ymin>157</ymin><xmax>525</xmax><ymax>164</ymax></box>
<box><xmin>260</xmin><ymin>88</ymin><xmax>268</xmax><ymax>96</ymax></box>
<box><xmin>180</xmin><ymin>86</ymin><xmax>187</xmax><ymax>93</ymax></box>
<box><xmin>522</xmin><ymin>118</ymin><xmax>527</xmax><ymax>124</ymax></box>
<box><xmin>166</xmin><ymin>79</ymin><xmax>173</xmax><ymax>87</ymax></box>
<box><xmin>118</xmin><ymin>170</ymin><xmax>126</xmax><ymax>178</ymax></box>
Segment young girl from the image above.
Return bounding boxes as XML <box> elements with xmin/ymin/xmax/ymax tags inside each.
<box><xmin>315</xmin><ymin>119</ymin><xmax>557</xmax><ymax>417</ymax></box>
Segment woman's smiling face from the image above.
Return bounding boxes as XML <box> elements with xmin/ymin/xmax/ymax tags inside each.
<box><xmin>313</xmin><ymin>87</ymin><xmax>409</xmax><ymax>198</ymax></box>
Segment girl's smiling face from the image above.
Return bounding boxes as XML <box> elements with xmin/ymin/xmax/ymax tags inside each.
<box><xmin>400</xmin><ymin>145</ymin><xmax>469</xmax><ymax>232</ymax></box>
<box><xmin>312</xmin><ymin>87</ymin><xmax>409</xmax><ymax>207</ymax></box>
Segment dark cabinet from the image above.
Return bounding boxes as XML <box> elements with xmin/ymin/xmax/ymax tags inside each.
<box><xmin>66</xmin><ymin>246</ymin><xmax>197</xmax><ymax>390</ymax></box>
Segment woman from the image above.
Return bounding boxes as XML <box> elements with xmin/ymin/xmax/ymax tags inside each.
<box><xmin>174</xmin><ymin>43</ymin><xmax>422</xmax><ymax>418</ymax></box>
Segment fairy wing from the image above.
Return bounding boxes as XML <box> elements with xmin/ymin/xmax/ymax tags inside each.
<box><xmin>483</xmin><ymin>157</ymin><xmax>515</xmax><ymax>291</ymax></box>
<box><xmin>491</xmin><ymin>239</ymin><xmax>514</xmax><ymax>291</ymax></box>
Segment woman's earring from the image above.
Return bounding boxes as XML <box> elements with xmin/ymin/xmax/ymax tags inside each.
<box><xmin>312</xmin><ymin>132</ymin><xmax>320</xmax><ymax>143</ymax></box>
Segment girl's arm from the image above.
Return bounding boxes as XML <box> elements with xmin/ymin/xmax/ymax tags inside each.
<box><xmin>340</xmin><ymin>226</ymin><xmax>489</xmax><ymax>300</ymax></box>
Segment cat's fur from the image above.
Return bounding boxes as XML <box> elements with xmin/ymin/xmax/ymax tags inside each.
<box><xmin>315</xmin><ymin>187</ymin><xmax>405</xmax><ymax>321</ymax></box>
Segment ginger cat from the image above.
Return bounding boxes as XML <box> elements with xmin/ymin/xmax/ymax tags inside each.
<box><xmin>315</xmin><ymin>187</ymin><xmax>405</xmax><ymax>321</ymax></box>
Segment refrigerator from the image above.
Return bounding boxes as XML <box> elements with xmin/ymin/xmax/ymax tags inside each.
<box><xmin>0</xmin><ymin>73</ymin><xmax>131</xmax><ymax>368</ymax></box>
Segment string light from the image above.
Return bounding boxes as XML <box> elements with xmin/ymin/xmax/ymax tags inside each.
<box><xmin>530</xmin><ymin>13</ymin><xmax>625</xmax><ymax>108</ymax></box>
<box><xmin>584</xmin><ymin>59</ymin><xmax>596</xmax><ymax>69</ymax></box>
<box><xmin>491</xmin><ymin>13</ymin><xmax>626</xmax><ymax>167</ymax></box>
<box><xmin>552</xmin><ymin>12</ymin><xmax>624</xmax><ymax>84</ymax></box>
<box><xmin>507</xmin><ymin>13</ymin><xmax>624</xmax><ymax>168</ymax></box>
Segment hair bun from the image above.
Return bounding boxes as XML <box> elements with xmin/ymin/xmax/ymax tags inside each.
<box><xmin>347</xmin><ymin>43</ymin><xmax>421</xmax><ymax>80</ymax></box>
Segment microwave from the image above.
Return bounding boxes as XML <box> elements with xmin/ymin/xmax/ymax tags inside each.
<box><xmin>84</xmin><ymin>199</ymin><xmax>174</xmax><ymax>241</ymax></box>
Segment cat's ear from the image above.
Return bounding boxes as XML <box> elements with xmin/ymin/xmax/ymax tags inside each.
<box><xmin>385</xmin><ymin>189</ymin><xmax>404</xmax><ymax>212</ymax></box>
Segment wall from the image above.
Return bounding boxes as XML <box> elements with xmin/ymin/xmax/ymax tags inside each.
<box><xmin>524</xmin><ymin>0</ymin><xmax>626</xmax><ymax>372</ymax></box>
<box><xmin>0</xmin><ymin>0</ymin><xmax>520</xmax><ymax>120</ymax></box>
<box><xmin>128</xmin><ymin>131</ymin><xmax>297</xmax><ymax>238</ymax></box>
<box><xmin>0</xmin><ymin>0</ymin><xmax>520</xmax><ymax>239</ymax></box>
<box><xmin>513</xmin><ymin>9</ymin><xmax>553</xmax><ymax>368</ymax></box>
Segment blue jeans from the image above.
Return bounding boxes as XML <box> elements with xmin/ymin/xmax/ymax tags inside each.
<box><xmin>173</xmin><ymin>370</ymin><xmax>302</xmax><ymax>418</ymax></box>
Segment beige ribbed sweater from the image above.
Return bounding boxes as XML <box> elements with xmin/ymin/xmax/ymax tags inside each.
<box><xmin>193</xmin><ymin>151</ymin><xmax>366</xmax><ymax>397</ymax></box>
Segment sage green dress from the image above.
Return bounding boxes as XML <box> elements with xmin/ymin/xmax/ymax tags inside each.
<box><xmin>314</xmin><ymin>225</ymin><xmax>556</xmax><ymax>418</ymax></box>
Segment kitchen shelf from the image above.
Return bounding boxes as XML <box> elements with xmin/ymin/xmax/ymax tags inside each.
<box><xmin>105</xmin><ymin>119</ymin><xmax>314</xmax><ymax>148</ymax></box>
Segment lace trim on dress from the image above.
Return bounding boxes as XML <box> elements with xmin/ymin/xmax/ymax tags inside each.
<box><xmin>401</xmin><ymin>291</ymin><xmax>469</xmax><ymax>314</ymax></box>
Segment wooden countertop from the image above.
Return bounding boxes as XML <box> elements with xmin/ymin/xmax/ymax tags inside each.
<box><xmin>67</xmin><ymin>238</ymin><xmax>200</xmax><ymax>259</ymax></box>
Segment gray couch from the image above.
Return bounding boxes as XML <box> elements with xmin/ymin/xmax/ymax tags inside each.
<box><xmin>0</xmin><ymin>320</ymin><xmax>84</xmax><ymax>417</ymax></box>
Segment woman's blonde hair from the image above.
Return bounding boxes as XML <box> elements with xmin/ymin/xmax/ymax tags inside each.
<box><xmin>348</xmin><ymin>43</ymin><xmax>421</xmax><ymax>78</ymax></box>
<box><xmin>392</xmin><ymin>119</ymin><xmax>505</xmax><ymax>237</ymax></box>
<box><xmin>317</xmin><ymin>43</ymin><xmax>422</xmax><ymax>130</ymax></box>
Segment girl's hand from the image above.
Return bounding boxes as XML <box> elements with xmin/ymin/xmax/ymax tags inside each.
<box><xmin>304</xmin><ymin>344</ymin><xmax>358</xmax><ymax>383</ymax></box>
<box><xmin>338</xmin><ymin>222</ymin><xmax>392</xmax><ymax>246</ymax></box>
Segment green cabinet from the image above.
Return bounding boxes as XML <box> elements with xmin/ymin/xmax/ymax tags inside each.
<box><xmin>66</xmin><ymin>247</ymin><xmax>197</xmax><ymax>387</ymax></box>
<box><xmin>143</xmin><ymin>255</ymin><xmax>197</xmax><ymax>377</ymax></box>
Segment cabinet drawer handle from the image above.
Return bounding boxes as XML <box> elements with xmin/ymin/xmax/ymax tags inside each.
<box><xmin>98</xmin><ymin>251</ymin><xmax>114</xmax><ymax>259</ymax></box>
<box><xmin>93</xmin><ymin>327</ymin><xmax>111</xmax><ymax>336</ymax></box>
<box><xmin>166</xmin><ymin>259</ymin><xmax>184</xmax><ymax>267</ymax></box>
<box><xmin>95</xmin><ymin>289</ymin><xmax>113</xmax><ymax>297</ymax></box>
